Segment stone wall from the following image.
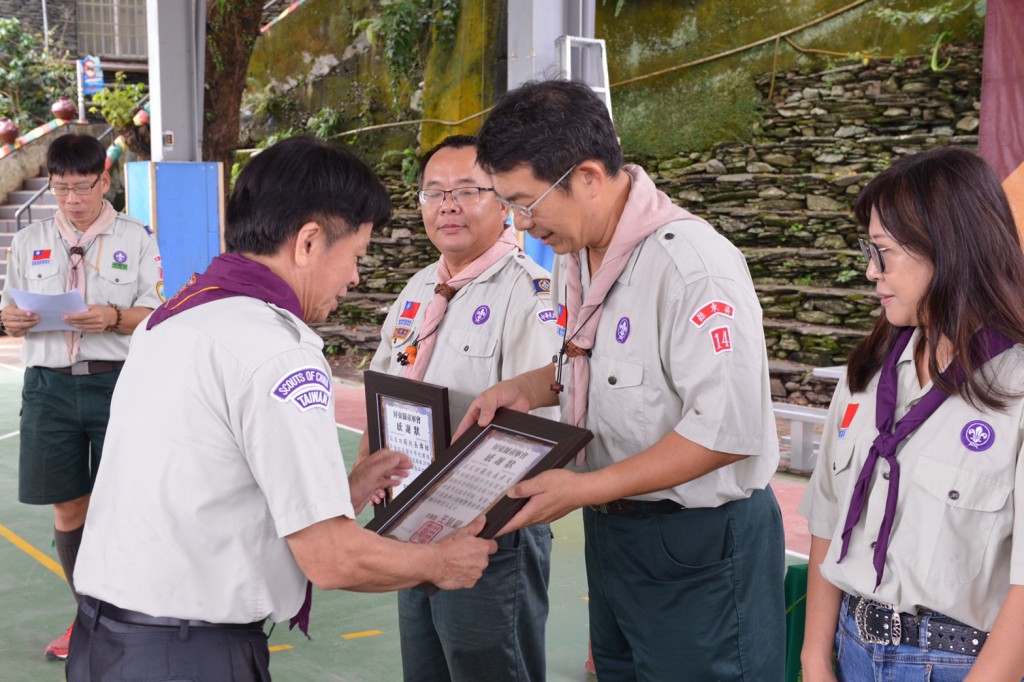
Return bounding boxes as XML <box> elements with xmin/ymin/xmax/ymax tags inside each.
<box><xmin>316</xmin><ymin>44</ymin><xmax>984</xmax><ymax>407</ymax></box>
<box><xmin>0</xmin><ymin>0</ymin><xmax>78</xmax><ymax>54</ymax></box>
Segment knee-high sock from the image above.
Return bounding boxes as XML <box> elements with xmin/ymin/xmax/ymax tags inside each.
<box><xmin>54</xmin><ymin>525</ymin><xmax>84</xmax><ymax>606</ymax></box>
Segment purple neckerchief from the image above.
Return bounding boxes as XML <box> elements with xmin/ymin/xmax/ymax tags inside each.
<box><xmin>838</xmin><ymin>326</ymin><xmax>1014</xmax><ymax>589</ymax></box>
<box><xmin>146</xmin><ymin>253</ymin><xmax>303</xmax><ymax>329</ymax></box>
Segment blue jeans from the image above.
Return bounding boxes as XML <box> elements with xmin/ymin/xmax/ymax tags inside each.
<box><xmin>584</xmin><ymin>487</ymin><xmax>786</xmax><ymax>681</ymax></box>
<box><xmin>398</xmin><ymin>524</ymin><xmax>552</xmax><ymax>682</ymax></box>
<box><xmin>835</xmin><ymin>597</ymin><xmax>977</xmax><ymax>681</ymax></box>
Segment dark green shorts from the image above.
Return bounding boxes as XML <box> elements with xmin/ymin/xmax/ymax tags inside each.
<box><xmin>19</xmin><ymin>367</ymin><xmax>120</xmax><ymax>505</ymax></box>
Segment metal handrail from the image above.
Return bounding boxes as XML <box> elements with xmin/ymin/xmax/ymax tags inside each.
<box><xmin>14</xmin><ymin>184</ymin><xmax>52</xmax><ymax>232</ymax></box>
<box><xmin>11</xmin><ymin>92</ymin><xmax>150</xmax><ymax>232</ymax></box>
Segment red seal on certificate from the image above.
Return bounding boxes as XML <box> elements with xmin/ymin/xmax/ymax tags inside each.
<box><xmin>410</xmin><ymin>520</ymin><xmax>444</xmax><ymax>544</ymax></box>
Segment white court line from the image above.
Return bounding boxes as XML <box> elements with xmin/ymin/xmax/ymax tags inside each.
<box><xmin>336</xmin><ymin>422</ymin><xmax>364</xmax><ymax>436</ymax></box>
<box><xmin>786</xmin><ymin>549</ymin><xmax>809</xmax><ymax>561</ymax></box>
<box><xmin>0</xmin><ymin>430</ymin><xmax>19</xmax><ymax>441</ymax></box>
<box><xmin>0</xmin><ymin>363</ymin><xmax>25</xmax><ymax>373</ymax></box>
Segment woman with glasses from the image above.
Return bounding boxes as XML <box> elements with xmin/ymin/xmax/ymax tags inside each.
<box><xmin>800</xmin><ymin>146</ymin><xmax>1024</xmax><ymax>681</ymax></box>
<box><xmin>0</xmin><ymin>133</ymin><xmax>163</xmax><ymax>661</ymax></box>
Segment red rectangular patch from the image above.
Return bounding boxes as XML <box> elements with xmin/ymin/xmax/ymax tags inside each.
<box><xmin>710</xmin><ymin>326</ymin><xmax>732</xmax><ymax>354</ymax></box>
<box><xmin>32</xmin><ymin>249</ymin><xmax>52</xmax><ymax>261</ymax></box>
<box><xmin>690</xmin><ymin>300</ymin><xmax>735</xmax><ymax>327</ymax></box>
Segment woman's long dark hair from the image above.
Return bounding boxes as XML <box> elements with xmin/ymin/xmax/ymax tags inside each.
<box><xmin>846</xmin><ymin>146</ymin><xmax>1024</xmax><ymax>409</ymax></box>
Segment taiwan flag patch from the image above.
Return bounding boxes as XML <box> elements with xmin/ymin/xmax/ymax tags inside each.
<box><xmin>555</xmin><ymin>304</ymin><xmax>568</xmax><ymax>338</ymax></box>
<box><xmin>838</xmin><ymin>403</ymin><xmax>859</xmax><ymax>439</ymax></box>
<box><xmin>400</xmin><ymin>301</ymin><xmax>421</xmax><ymax>320</ymax></box>
<box><xmin>32</xmin><ymin>249</ymin><xmax>51</xmax><ymax>265</ymax></box>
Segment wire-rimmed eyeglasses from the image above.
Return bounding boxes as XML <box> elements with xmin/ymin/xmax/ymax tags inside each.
<box><xmin>418</xmin><ymin>186</ymin><xmax>495</xmax><ymax>206</ymax></box>
<box><xmin>494</xmin><ymin>164</ymin><xmax>577</xmax><ymax>219</ymax></box>
<box><xmin>48</xmin><ymin>175</ymin><xmax>102</xmax><ymax>197</ymax></box>
<box><xmin>858</xmin><ymin>238</ymin><xmax>891</xmax><ymax>273</ymax></box>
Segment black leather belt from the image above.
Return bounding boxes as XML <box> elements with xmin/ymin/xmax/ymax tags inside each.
<box><xmin>82</xmin><ymin>596</ymin><xmax>266</xmax><ymax>631</ymax></box>
<box><xmin>589</xmin><ymin>498</ymin><xmax>686</xmax><ymax>517</ymax></box>
<box><xmin>847</xmin><ymin>594</ymin><xmax>988</xmax><ymax>657</ymax></box>
<box><xmin>48</xmin><ymin>361</ymin><xmax>124</xmax><ymax>376</ymax></box>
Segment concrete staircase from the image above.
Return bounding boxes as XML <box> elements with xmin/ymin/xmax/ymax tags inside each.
<box><xmin>0</xmin><ymin>174</ymin><xmax>57</xmax><ymax>288</ymax></box>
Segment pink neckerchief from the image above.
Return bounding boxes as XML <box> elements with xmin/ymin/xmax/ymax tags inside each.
<box><xmin>565</xmin><ymin>165</ymin><xmax>702</xmax><ymax>462</ymax></box>
<box><xmin>55</xmin><ymin>200</ymin><xmax>117</xmax><ymax>363</ymax></box>
<box><xmin>401</xmin><ymin>226</ymin><xmax>519</xmax><ymax>381</ymax></box>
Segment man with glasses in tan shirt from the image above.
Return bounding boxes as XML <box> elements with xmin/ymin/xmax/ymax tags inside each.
<box><xmin>359</xmin><ymin>135</ymin><xmax>558</xmax><ymax>681</ymax></box>
<box><xmin>0</xmin><ymin>133</ymin><xmax>162</xmax><ymax>661</ymax></box>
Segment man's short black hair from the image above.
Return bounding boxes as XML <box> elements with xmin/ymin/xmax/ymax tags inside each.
<box><xmin>476</xmin><ymin>80</ymin><xmax>623</xmax><ymax>185</ymax></box>
<box><xmin>47</xmin><ymin>134</ymin><xmax>106</xmax><ymax>177</ymax></box>
<box><xmin>416</xmin><ymin>135</ymin><xmax>478</xmax><ymax>187</ymax></box>
<box><xmin>225</xmin><ymin>136</ymin><xmax>392</xmax><ymax>255</ymax></box>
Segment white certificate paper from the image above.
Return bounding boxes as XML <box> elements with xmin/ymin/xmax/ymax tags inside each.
<box><xmin>385</xmin><ymin>428</ymin><xmax>553</xmax><ymax>544</ymax></box>
<box><xmin>381</xmin><ymin>397</ymin><xmax>436</xmax><ymax>498</ymax></box>
<box><xmin>7</xmin><ymin>288</ymin><xmax>88</xmax><ymax>332</ymax></box>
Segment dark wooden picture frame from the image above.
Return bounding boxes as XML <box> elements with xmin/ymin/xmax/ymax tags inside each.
<box><xmin>365</xmin><ymin>407</ymin><xmax>593</xmax><ymax>543</ymax></box>
<box><xmin>363</xmin><ymin>370</ymin><xmax>452</xmax><ymax>509</ymax></box>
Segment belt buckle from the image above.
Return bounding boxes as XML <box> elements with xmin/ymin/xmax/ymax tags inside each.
<box><xmin>594</xmin><ymin>503</ymin><xmax>609</xmax><ymax>514</ymax></box>
<box><xmin>854</xmin><ymin>598</ymin><xmax>901</xmax><ymax>646</ymax></box>
<box><xmin>71</xmin><ymin>361</ymin><xmax>90</xmax><ymax>376</ymax></box>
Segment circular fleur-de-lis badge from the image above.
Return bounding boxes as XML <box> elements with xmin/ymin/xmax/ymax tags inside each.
<box><xmin>960</xmin><ymin>420</ymin><xmax>994</xmax><ymax>452</ymax></box>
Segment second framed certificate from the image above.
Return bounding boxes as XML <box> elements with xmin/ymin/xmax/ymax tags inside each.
<box><xmin>363</xmin><ymin>370</ymin><xmax>452</xmax><ymax>505</ymax></box>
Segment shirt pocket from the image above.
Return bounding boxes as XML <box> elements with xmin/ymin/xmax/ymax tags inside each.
<box><xmin>23</xmin><ymin>261</ymin><xmax>64</xmax><ymax>294</ymax></box>
<box><xmin>592</xmin><ymin>356</ymin><xmax>646</xmax><ymax>449</ymax></box>
<box><xmin>94</xmin><ymin>252</ymin><xmax>141</xmax><ymax>306</ymax></box>
<box><xmin>903</xmin><ymin>457</ymin><xmax>1011</xmax><ymax>583</ymax></box>
<box><xmin>446</xmin><ymin>328</ymin><xmax>498</xmax><ymax>385</ymax></box>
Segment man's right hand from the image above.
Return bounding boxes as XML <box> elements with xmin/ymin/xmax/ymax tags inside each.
<box><xmin>432</xmin><ymin>515</ymin><xmax>497</xmax><ymax>591</ymax></box>
<box><xmin>453</xmin><ymin>379</ymin><xmax>533</xmax><ymax>439</ymax></box>
<box><xmin>1</xmin><ymin>304</ymin><xmax>39</xmax><ymax>337</ymax></box>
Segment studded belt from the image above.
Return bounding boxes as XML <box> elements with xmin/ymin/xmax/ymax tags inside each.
<box><xmin>847</xmin><ymin>594</ymin><xmax>988</xmax><ymax>657</ymax></box>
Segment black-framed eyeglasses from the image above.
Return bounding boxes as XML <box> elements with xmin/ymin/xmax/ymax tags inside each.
<box><xmin>494</xmin><ymin>164</ymin><xmax>577</xmax><ymax>219</ymax></box>
<box><xmin>48</xmin><ymin>174</ymin><xmax>102</xmax><ymax>197</ymax></box>
<box><xmin>858</xmin><ymin>238</ymin><xmax>891</xmax><ymax>273</ymax></box>
<box><xmin>418</xmin><ymin>186</ymin><xmax>495</xmax><ymax>206</ymax></box>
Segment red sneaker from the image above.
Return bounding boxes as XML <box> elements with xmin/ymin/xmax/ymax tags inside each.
<box><xmin>44</xmin><ymin>622</ymin><xmax>74</xmax><ymax>661</ymax></box>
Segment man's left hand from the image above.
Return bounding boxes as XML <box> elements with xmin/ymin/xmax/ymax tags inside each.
<box><xmin>63</xmin><ymin>304</ymin><xmax>115</xmax><ymax>333</ymax></box>
<box><xmin>499</xmin><ymin>469</ymin><xmax>588</xmax><ymax>534</ymax></box>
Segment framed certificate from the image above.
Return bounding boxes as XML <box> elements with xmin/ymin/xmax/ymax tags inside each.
<box><xmin>365</xmin><ymin>407</ymin><xmax>593</xmax><ymax>545</ymax></box>
<box><xmin>363</xmin><ymin>370</ymin><xmax>452</xmax><ymax>506</ymax></box>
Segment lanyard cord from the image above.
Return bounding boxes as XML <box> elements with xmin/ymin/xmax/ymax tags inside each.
<box><xmin>551</xmin><ymin>285</ymin><xmax>599</xmax><ymax>393</ymax></box>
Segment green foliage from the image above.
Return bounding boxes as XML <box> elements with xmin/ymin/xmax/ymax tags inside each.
<box><xmin>356</xmin><ymin>0</ymin><xmax>461</xmax><ymax>105</ymax></box>
<box><xmin>0</xmin><ymin>18</ymin><xmax>75</xmax><ymax>129</ymax></box>
<box><xmin>874</xmin><ymin>0</ymin><xmax>986</xmax><ymax>55</ymax></box>
<box><xmin>601</xmin><ymin>0</ymin><xmax>629</xmax><ymax>17</ymax></box>
<box><xmin>89</xmin><ymin>72</ymin><xmax>147</xmax><ymax>130</ymax></box>
<box><xmin>835</xmin><ymin>269</ymin><xmax>860</xmax><ymax>284</ymax></box>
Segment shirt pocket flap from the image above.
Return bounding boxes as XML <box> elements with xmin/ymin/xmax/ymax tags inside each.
<box><xmin>26</xmin><ymin>261</ymin><xmax>61</xmax><ymax>281</ymax></box>
<box><xmin>832</xmin><ymin>441</ymin><xmax>856</xmax><ymax>476</ymax></box>
<box><xmin>604</xmin><ymin>357</ymin><xmax>644</xmax><ymax>389</ymax></box>
<box><xmin>98</xmin><ymin>261</ymin><xmax>140</xmax><ymax>285</ymax></box>
<box><xmin>913</xmin><ymin>457</ymin><xmax>1011</xmax><ymax>513</ymax></box>
<box><xmin>447</xmin><ymin>328</ymin><xmax>497</xmax><ymax>358</ymax></box>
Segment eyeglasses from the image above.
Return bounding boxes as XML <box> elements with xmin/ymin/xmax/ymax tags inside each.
<box><xmin>418</xmin><ymin>186</ymin><xmax>495</xmax><ymax>206</ymax></box>
<box><xmin>48</xmin><ymin>175</ymin><xmax>102</xmax><ymax>196</ymax></box>
<box><xmin>494</xmin><ymin>164</ymin><xmax>577</xmax><ymax>219</ymax></box>
<box><xmin>858</xmin><ymin>238</ymin><xmax>891</xmax><ymax>273</ymax></box>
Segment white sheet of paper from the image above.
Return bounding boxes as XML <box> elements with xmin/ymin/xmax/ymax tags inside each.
<box><xmin>7</xmin><ymin>288</ymin><xmax>88</xmax><ymax>332</ymax></box>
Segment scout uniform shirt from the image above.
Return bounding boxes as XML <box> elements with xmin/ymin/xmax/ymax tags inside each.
<box><xmin>799</xmin><ymin>328</ymin><xmax>1024</xmax><ymax>631</ymax></box>
<box><xmin>0</xmin><ymin>214</ymin><xmax>163</xmax><ymax>366</ymax></box>
<box><xmin>551</xmin><ymin>220</ymin><xmax>780</xmax><ymax>508</ymax></box>
<box><xmin>75</xmin><ymin>297</ymin><xmax>355</xmax><ymax>624</ymax></box>
<box><xmin>371</xmin><ymin>250</ymin><xmax>560</xmax><ymax>432</ymax></box>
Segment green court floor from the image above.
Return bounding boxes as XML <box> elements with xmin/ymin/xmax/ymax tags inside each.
<box><xmin>0</xmin><ymin>364</ymin><xmax>593</xmax><ymax>682</ymax></box>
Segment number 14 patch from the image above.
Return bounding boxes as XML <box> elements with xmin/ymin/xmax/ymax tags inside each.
<box><xmin>710</xmin><ymin>326</ymin><xmax>732</xmax><ymax>354</ymax></box>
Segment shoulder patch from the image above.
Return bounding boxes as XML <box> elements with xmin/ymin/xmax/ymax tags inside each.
<box><xmin>532</xmin><ymin>278</ymin><xmax>551</xmax><ymax>295</ymax></box>
<box><xmin>690</xmin><ymin>300</ymin><xmax>735</xmax><ymax>327</ymax></box>
<box><xmin>537</xmin><ymin>308</ymin><xmax>556</xmax><ymax>324</ymax></box>
<box><xmin>271</xmin><ymin>367</ymin><xmax>332</xmax><ymax>412</ymax></box>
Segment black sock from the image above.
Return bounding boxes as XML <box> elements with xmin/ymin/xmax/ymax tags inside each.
<box><xmin>54</xmin><ymin>525</ymin><xmax>84</xmax><ymax>606</ymax></box>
